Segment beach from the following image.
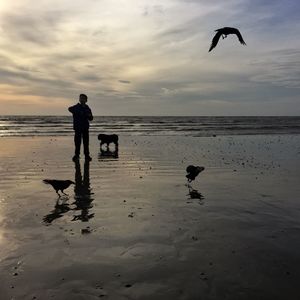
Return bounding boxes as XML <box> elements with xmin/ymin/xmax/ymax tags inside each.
<box><xmin>1</xmin><ymin>134</ymin><xmax>300</xmax><ymax>300</ymax></box>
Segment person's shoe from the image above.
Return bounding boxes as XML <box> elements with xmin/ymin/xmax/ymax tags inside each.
<box><xmin>85</xmin><ymin>155</ymin><xmax>92</xmax><ymax>161</ymax></box>
<box><xmin>72</xmin><ymin>155</ymin><xmax>79</xmax><ymax>161</ymax></box>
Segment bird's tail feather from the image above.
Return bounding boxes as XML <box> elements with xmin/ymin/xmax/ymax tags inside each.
<box><xmin>236</xmin><ymin>32</ymin><xmax>246</xmax><ymax>45</ymax></box>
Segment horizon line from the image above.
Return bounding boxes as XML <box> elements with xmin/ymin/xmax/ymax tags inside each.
<box><xmin>0</xmin><ymin>115</ymin><xmax>300</xmax><ymax>117</ymax></box>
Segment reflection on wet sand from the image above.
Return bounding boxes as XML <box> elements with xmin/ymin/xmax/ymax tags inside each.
<box><xmin>3</xmin><ymin>134</ymin><xmax>300</xmax><ymax>299</ymax></box>
<box><xmin>43</xmin><ymin>160</ymin><xmax>94</xmax><ymax>225</ymax></box>
<box><xmin>72</xmin><ymin>159</ymin><xmax>94</xmax><ymax>222</ymax></box>
<box><xmin>43</xmin><ymin>196</ymin><xmax>71</xmax><ymax>224</ymax></box>
<box><xmin>187</xmin><ymin>184</ymin><xmax>205</xmax><ymax>204</ymax></box>
<box><xmin>98</xmin><ymin>147</ymin><xmax>119</xmax><ymax>160</ymax></box>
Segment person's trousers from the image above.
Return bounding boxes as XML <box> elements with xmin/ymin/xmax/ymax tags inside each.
<box><xmin>74</xmin><ymin>130</ymin><xmax>89</xmax><ymax>156</ymax></box>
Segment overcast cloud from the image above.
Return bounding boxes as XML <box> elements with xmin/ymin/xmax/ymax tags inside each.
<box><xmin>0</xmin><ymin>0</ymin><xmax>299</xmax><ymax>115</ymax></box>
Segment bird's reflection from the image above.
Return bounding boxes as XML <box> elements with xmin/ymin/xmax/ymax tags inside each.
<box><xmin>43</xmin><ymin>196</ymin><xmax>71</xmax><ymax>224</ymax></box>
<box><xmin>72</xmin><ymin>159</ymin><xmax>94</xmax><ymax>222</ymax></box>
<box><xmin>98</xmin><ymin>147</ymin><xmax>119</xmax><ymax>160</ymax></box>
<box><xmin>186</xmin><ymin>184</ymin><xmax>205</xmax><ymax>204</ymax></box>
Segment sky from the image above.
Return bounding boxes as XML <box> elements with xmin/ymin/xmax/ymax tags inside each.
<box><xmin>0</xmin><ymin>0</ymin><xmax>299</xmax><ymax>115</ymax></box>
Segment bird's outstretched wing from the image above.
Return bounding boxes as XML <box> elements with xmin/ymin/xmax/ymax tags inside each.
<box><xmin>209</xmin><ymin>30</ymin><xmax>222</xmax><ymax>52</ymax></box>
<box><xmin>232</xmin><ymin>28</ymin><xmax>246</xmax><ymax>45</ymax></box>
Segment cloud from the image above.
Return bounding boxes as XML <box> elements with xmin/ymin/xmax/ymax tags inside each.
<box><xmin>0</xmin><ymin>0</ymin><xmax>299</xmax><ymax>115</ymax></box>
<box><xmin>77</xmin><ymin>74</ymin><xmax>102</xmax><ymax>82</ymax></box>
<box><xmin>119</xmin><ymin>80</ymin><xmax>131</xmax><ymax>84</ymax></box>
<box><xmin>0</xmin><ymin>10</ymin><xmax>67</xmax><ymax>46</ymax></box>
<box><xmin>249</xmin><ymin>49</ymin><xmax>300</xmax><ymax>88</ymax></box>
<box><xmin>142</xmin><ymin>4</ymin><xmax>165</xmax><ymax>17</ymax></box>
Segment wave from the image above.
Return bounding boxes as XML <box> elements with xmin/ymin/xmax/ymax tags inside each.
<box><xmin>1</xmin><ymin>116</ymin><xmax>300</xmax><ymax>137</ymax></box>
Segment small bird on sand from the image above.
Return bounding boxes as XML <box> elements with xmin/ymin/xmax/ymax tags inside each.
<box><xmin>209</xmin><ymin>27</ymin><xmax>246</xmax><ymax>52</ymax></box>
<box><xmin>43</xmin><ymin>179</ymin><xmax>75</xmax><ymax>196</ymax></box>
<box><xmin>186</xmin><ymin>165</ymin><xmax>205</xmax><ymax>183</ymax></box>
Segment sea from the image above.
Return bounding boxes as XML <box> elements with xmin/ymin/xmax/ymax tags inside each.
<box><xmin>0</xmin><ymin>116</ymin><xmax>300</xmax><ymax>137</ymax></box>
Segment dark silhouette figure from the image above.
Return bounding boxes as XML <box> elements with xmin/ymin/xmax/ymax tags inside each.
<box><xmin>186</xmin><ymin>165</ymin><xmax>205</xmax><ymax>183</ymax></box>
<box><xmin>68</xmin><ymin>94</ymin><xmax>93</xmax><ymax>161</ymax></box>
<box><xmin>98</xmin><ymin>134</ymin><xmax>119</xmax><ymax>150</ymax></box>
<box><xmin>98</xmin><ymin>147</ymin><xmax>119</xmax><ymax>160</ymax></box>
<box><xmin>43</xmin><ymin>179</ymin><xmax>75</xmax><ymax>196</ymax></box>
<box><xmin>43</xmin><ymin>197</ymin><xmax>71</xmax><ymax>224</ymax></box>
<box><xmin>72</xmin><ymin>159</ymin><xmax>94</xmax><ymax>222</ymax></box>
<box><xmin>209</xmin><ymin>27</ymin><xmax>246</xmax><ymax>52</ymax></box>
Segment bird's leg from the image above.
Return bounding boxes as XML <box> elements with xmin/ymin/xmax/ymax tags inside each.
<box><xmin>56</xmin><ymin>190</ymin><xmax>61</xmax><ymax>197</ymax></box>
<box><xmin>222</xmin><ymin>34</ymin><xmax>225</xmax><ymax>39</ymax></box>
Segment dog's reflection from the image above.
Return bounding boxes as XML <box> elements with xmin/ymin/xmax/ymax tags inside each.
<box><xmin>72</xmin><ymin>159</ymin><xmax>94</xmax><ymax>222</ymax></box>
<box><xmin>187</xmin><ymin>184</ymin><xmax>205</xmax><ymax>204</ymax></box>
<box><xmin>98</xmin><ymin>147</ymin><xmax>119</xmax><ymax>159</ymax></box>
<box><xmin>43</xmin><ymin>196</ymin><xmax>70</xmax><ymax>224</ymax></box>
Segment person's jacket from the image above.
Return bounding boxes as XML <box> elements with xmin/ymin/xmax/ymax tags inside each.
<box><xmin>68</xmin><ymin>103</ymin><xmax>93</xmax><ymax>131</ymax></box>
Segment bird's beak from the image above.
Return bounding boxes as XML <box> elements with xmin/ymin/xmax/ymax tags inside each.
<box><xmin>71</xmin><ymin>181</ymin><xmax>75</xmax><ymax>184</ymax></box>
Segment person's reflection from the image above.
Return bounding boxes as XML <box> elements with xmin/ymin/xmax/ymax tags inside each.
<box><xmin>98</xmin><ymin>147</ymin><xmax>119</xmax><ymax>160</ymax></box>
<box><xmin>72</xmin><ymin>159</ymin><xmax>94</xmax><ymax>222</ymax></box>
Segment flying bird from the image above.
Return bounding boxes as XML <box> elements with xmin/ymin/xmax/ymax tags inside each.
<box><xmin>43</xmin><ymin>179</ymin><xmax>75</xmax><ymax>196</ymax></box>
<box><xmin>209</xmin><ymin>27</ymin><xmax>246</xmax><ymax>52</ymax></box>
<box><xmin>186</xmin><ymin>165</ymin><xmax>205</xmax><ymax>183</ymax></box>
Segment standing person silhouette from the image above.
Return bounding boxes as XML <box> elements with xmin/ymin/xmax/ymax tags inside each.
<box><xmin>68</xmin><ymin>94</ymin><xmax>93</xmax><ymax>161</ymax></box>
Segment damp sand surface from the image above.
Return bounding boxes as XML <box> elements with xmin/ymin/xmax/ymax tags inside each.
<box><xmin>0</xmin><ymin>134</ymin><xmax>300</xmax><ymax>300</ymax></box>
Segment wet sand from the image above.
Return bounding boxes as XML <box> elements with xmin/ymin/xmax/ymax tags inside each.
<box><xmin>0</xmin><ymin>134</ymin><xmax>300</xmax><ymax>300</ymax></box>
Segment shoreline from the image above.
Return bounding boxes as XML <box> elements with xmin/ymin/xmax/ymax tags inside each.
<box><xmin>1</xmin><ymin>132</ymin><xmax>300</xmax><ymax>138</ymax></box>
<box><xmin>2</xmin><ymin>116</ymin><xmax>300</xmax><ymax>138</ymax></box>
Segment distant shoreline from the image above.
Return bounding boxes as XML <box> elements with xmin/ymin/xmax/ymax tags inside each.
<box><xmin>1</xmin><ymin>115</ymin><xmax>300</xmax><ymax>117</ymax></box>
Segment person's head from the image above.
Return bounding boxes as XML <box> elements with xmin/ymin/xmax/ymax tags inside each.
<box><xmin>79</xmin><ymin>94</ymin><xmax>88</xmax><ymax>105</ymax></box>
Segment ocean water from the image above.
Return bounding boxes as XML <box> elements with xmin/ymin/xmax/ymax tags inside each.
<box><xmin>0</xmin><ymin>116</ymin><xmax>300</xmax><ymax>137</ymax></box>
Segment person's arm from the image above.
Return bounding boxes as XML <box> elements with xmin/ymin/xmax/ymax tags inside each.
<box><xmin>87</xmin><ymin>107</ymin><xmax>93</xmax><ymax>121</ymax></box>
<box><xmin>68</xmin><ymin>105</ymin><xmax>76</xmax><ymax>114</ymax></box>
